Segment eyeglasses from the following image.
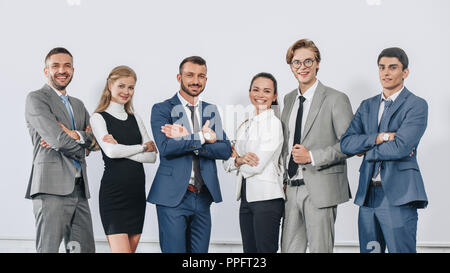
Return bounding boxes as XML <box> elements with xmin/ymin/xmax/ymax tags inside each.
<box><xmin>290</xmin><ymin>59</ymin><xmax>315</xmax><ymax>69</ymax></box>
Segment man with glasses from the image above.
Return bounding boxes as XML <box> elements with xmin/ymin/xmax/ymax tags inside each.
<box><xmin>280</xmin><ymin>39</ymin><xmax>354</xmax><ymax>252</ymax></box>
<box><xmin>341</xmin><ymin>47</ymin><xmax>428</xmax><ymax>253</ymax></box>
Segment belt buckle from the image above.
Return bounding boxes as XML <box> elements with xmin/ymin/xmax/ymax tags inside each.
<box><xmin>187</xmin><ymin>184</ymin><xmax>199</xmax><ymax>194</ymax></box>
<box><xmin>289</xmin><ymin>179</ymin><xmax>304</xmax><ymax>187</ymax></box>
<box><xmin>371</xmin><ymin>180</ymin><xmax>382</xmax><ymax>187</ymax></box>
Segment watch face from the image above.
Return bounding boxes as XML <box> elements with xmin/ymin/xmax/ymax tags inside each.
<box><xmin>383</xmin><ymin>134</ymin><xmax>389</xmax><ymax>141</ymax></box>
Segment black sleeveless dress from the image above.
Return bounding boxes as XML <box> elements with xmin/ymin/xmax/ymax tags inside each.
<box><xmin>98</xmin><ymin>112</ymin><xmax>146</xmax><ymax>235</ymax></box>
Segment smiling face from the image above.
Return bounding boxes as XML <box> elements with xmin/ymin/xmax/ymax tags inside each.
<box><xmin>109</xmin><ymin>76</ymin><xmax>136</xmax><ymax>105</ymax></box>
<box><xmin>249</xmin><ymin>77</ymin><xmax>277</xmax><ymax>114</ymax></box>
<box><xmin>44</xmin><ymin>53</ymin><xmax>74</xmax><ymax>92</ymax></box>
<box><xmin>378</xmin><ymin>56</ymin><xmax>409</xmax><ymax>94</ymax></box>
<box><xmin>290</xmin><ymin>47</ymin><xmax>319</xmax><ymax>93</ymax></box>
<box><xmin>177</xmin><ymin>62</ymin><xmax>207</xmax><ymax>102</ymax></box>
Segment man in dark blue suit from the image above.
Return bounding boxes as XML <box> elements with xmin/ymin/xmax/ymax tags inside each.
<box><xmin>148</xmin><ymin>56</ymin><xmax>232</xmax><ymax>253</ymax></box>
<box><xmin>341</xmin><ymin>48</ymin><xmax>428</xmax><ymax>253</ymax></box>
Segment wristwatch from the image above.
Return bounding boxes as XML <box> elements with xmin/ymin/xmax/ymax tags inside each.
<box><xmin>203</xmin><ymin>132</ymin><xmax>212</xmax><ymax>141</ymax></box>
<box><xmin>382</xmin><ymin>133</ymin><xmax>389</xmax><ymax>141</ymax></box>
<box><xmin>142</xmin><ymin>144</ymin><xmax>148</xmax><ymax>152</ymax></box>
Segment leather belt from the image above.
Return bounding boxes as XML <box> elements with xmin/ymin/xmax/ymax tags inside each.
<box><xmin>187</xmin><ymin>184</ymin><xmax>200</xmax><ymax>194</ymax></box>
<box><xmin>289</xmin><ymin>179</ymin><xmax>305</xmax><ymax>187</ymax></box>
<box><xmin>370</xmin><ymin>180</ymin><xmax>382</xmax><ymax>187</ymax></box>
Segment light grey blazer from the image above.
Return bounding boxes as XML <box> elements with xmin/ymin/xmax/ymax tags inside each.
<box><xmin>281</xmin><ymin>81</ymin><xmax>354</xmax><ymax>208</ymax></box>
<box><xmin>25</xmin><ymin>84</ymin><xmax>93</xmax><ymax>199</ymax></box>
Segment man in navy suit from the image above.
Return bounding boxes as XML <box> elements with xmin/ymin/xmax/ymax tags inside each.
<box><xmin>341</xmin><ymin>47</ymin><xmax>428</xmax><ymax>253</ymax></box>
<box><xmin>148</xmin><ymin>56</ymin><xmax>232</xmax><ymax>253</ymax></box>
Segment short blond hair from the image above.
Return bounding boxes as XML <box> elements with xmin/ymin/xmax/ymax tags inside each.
<box><xmin>286</xmin><ymin>39</ymin><xmax>321</xmax><ymax>72</ymax></box>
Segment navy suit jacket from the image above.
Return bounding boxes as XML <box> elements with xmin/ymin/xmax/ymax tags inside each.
<box><xmin>341</xmin><ymin>88</ymin><xmax>428</xmax><ymax>208</ymax></box>
<box><xmin>147</xmin><ymin>93</ymin><xmax>232</xmax><ymax>207</ymax></box>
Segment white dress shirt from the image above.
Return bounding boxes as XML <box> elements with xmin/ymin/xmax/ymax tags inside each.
<box><xmin>286</xmin><ymin>79</ymin><xmax>318</xmax><ymax>181</ymax></box>
<box><xmin>373</xmin><ymin>86</ymin><xmax>404</xmax><ymax>182</ymax></box>
<box><xmin>223</xmin><ymin>109</ymin><xmax>285</xmax><ymax>202</ymax></box>
<box><xmin>90</xmin><ymin>102</ymin><xmax>156</xmax><ymax>163</ymax></box>
<box><xmin>176</xmin><ymin>92</ymin><xmax>206</xmax><ymax>185</ymax></box>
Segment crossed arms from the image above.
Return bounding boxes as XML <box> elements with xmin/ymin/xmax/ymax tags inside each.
<box><xmin>151</xmin><ymin>103</ymin><xmax>231</xmax><ymax>160</ymax></box>
<box><xmin>340</xmin><ymin>99</ymin><xmax>428</xmax><ymax>161</ymax></box>
<box><xmin>26</xmin><ymin>92</ymin><xmax>92</xmax><ymax>161</ymax></box>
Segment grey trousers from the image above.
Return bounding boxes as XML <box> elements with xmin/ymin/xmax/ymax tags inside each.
<box><xmin>281</xmin><ymin>184</ymin><xmax>337</xmax><ymax>253</ymax></box>
<box><xmin>32</xmin><ymin>182</ymin><xmax>95</xmax><ymax>253</ymax></box>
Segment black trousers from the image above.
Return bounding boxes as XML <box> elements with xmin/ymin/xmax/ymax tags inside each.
<box><xmin>239</xmin><ymin>178</ymin><xmax>284</xmax><ymax>253</ymax></box>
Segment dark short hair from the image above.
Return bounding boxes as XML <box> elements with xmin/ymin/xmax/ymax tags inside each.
<box><xmin>377</xmin><ymin>47</ymin><xmax>409</xmax><ymax>70</ymax></box>
<box><xmin>45</xmin><ymin>47</ymin><xmax>73</xmax><ymax>64</ymax></box>
<box><xmin>249</xmin><ymin>72</ymin><xmax>278</xmax><ymax>105</ymax></box>
<box><xmin>179</xmin><ymin>56</ymin><xmax>207</xmax><ymax>74</ymax></box>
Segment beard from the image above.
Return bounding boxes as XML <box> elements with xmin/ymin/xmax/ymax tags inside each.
<box><xmin>49</xmin><ymin>73</ymin><xmax>73</xmax><ymax>91</ymax></box>
<box><xmin>180</xmin><ymin>78</ymin><xmax>205</xmax><ymax>97</ymax></box>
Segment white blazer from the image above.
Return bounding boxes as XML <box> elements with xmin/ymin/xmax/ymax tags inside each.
<box><xmin>223</xmin><ymin>109</ymin><xmax>285</xmax><ymax>202</ymax></box>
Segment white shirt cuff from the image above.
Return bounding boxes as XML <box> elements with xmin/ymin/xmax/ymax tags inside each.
<box><xmin>198</xmin><ymin>132</ymin><xmax>205</xmax><ymax>145</ymax></box>
<box><xmin>309</xmin><ymin>151</ymin><xmax>315</xmax><ymax>166</ymax></box>
<box><xmin>75</xmin><ymin>131</ymin><xmax>85</xmax><ymax>144</ymax></box>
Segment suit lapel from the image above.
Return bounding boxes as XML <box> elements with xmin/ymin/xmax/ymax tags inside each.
<box><xmin>369</xmin><ymin>94</ymin><xmax>381</xmax><ymax>133</ymax></box>
<box><xmin>301</xmin><ymin>82</ymin><xmax>326</xmax><ymax>142</ymax></box>
<box><xmin>169</xmin><ymin>93</ymin><xmax>193</xmax><ymax>133</ymax></box>
<box><xmin>380</xmin><ymin>88</ymin><xmax>410</xmax><ymax>130</ymax></box>
<box><xmin>281</xmin><ymin>89</ymin><xmax>297</xmax><ymax>142</ymax></box>
<box><xmin>43</xmin><ymin>84</ymin><xmax>73</xmax><ymax>127</ymax></box>
<box><xmin>200</xmin><ymin>101</ymin><xmax>209</xmax><ymax>129</ymax></box>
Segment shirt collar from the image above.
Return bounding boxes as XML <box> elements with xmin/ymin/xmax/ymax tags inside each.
<box><xmin>48</xmin><ymin>83</ymin><xmax>68</xmax><ymax>99</ymax></box>
<box><xmin>249</xmin><ymin>108</ymin><xmax>273</xmax><ymax>122</ymax></box>
<box><xmin>381</xmin><ymin>85</ymin><xmax>404</xmax><ymax>102</ymax></box>
<box><xmin>177</xmin><ymin>91</ymin><xmax>201</xmax><ymax>107</ymax></box>
<box><xmin>297</xmin><ymin>78</ymin><xmax>319</xmax><ymax>101</ymax></box>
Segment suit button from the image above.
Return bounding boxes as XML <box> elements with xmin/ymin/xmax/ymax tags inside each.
<box><xmin>302</xmin><ymin>167</ymin><xmax>306</xmax><ymax>171</ymax></box>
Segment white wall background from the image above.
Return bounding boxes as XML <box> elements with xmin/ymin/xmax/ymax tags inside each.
<box><xmin>1</xmin><ymin>0</ymin><xmax>449</xmax><ymax>248</ymax></box>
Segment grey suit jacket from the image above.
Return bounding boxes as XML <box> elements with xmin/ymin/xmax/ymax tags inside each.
<box><xmin>25</xmin><ymin>84</ymin><xmax>93</xmax><ymax>199</ymax></box>
<box><xmin>281</xmin><ymin>81</ymin><xmax>353</xmax><ymax>208</ymax></box>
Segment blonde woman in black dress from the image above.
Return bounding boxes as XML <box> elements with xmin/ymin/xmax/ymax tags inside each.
<box><xmin>90</xmin><ymin>66</ymin><xmax>157</xmax><ymax>253</ymax></box>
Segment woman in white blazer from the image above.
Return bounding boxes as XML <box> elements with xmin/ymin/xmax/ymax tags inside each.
<box><xmin>223</xmin><ymin>72</ymin><xmax>284</xmax><ymax>253</ymax></box>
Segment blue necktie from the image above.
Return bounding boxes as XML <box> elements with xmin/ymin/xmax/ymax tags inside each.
<box><xmin>373</xmin><ymin>98</ymin><xmax>393</xmax><ymax>178</ymax></box>
<box><xmin>61</xmin><ymin>95</ymin><xmax>82</xmax><ymax>171</ymax></box>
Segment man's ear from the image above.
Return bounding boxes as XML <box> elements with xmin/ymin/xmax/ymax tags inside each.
<box><xmin>402</xmin><ymin>68</ymin><xmax>410</xmax><ymax>80</ymax></box>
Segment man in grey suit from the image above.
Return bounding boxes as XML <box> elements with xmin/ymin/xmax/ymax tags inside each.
<box><xmin>25</xmin><ymin>47</ymin><xmax>95</xmax><ymax>253</ymax></box>
<box><xmin>280</xmin><ymin>39</ymin><xmax>353</xmax><ymax>253</ymax></box>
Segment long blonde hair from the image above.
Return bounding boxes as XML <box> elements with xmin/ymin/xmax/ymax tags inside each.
<box><xmin>94</xmin><ymin>65</ymin><xmax>137</xmax><ymax>114</ymax></box>
<box><xmin>91</xmin><ymin>65</ymin><xmax>137</xmax><ymax>151</ymax></box>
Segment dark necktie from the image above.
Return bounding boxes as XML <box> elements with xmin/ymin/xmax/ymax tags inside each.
<box><xmin>372</xmin><ymin>98</ymin><xmax>393</xmax><ymax>178</ymax></box>
<box><xmin>288</xmin><ymin>95</ymin><xmax>306</xmax><ymax>178</ymax></box>
<box><xmin>187</xmin><ymin>105</ymin><xmax>204</xmax><ymax>191</ymax></box>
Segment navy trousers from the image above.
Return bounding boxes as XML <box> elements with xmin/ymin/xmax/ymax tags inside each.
<box><xmin>156</xmin><ymin>189</ymin><xmax>213</xmax><ymax>253</ymax></box>
<box><xmin>358</xmin><ymin>184</ymin><xmax>418</xmax><ymax>253</ymax></box>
